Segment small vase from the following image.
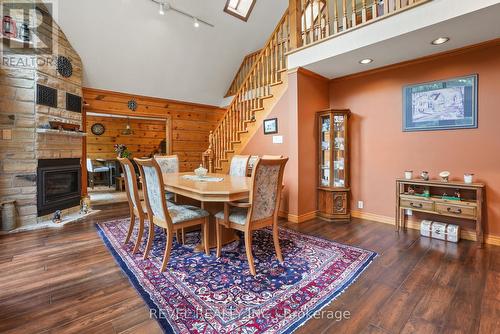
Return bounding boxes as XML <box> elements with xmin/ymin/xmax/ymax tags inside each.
<box><xmin>421</xmin><ymin>171</ymin><xmax>429</xmax><ymax>181</ymax></box>
<box><xmin>464</xmin><ymin>173</ymin><xmax>474</xmax><ymax>184</ymax></box>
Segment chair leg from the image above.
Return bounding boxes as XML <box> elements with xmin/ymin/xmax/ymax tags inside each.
<box><xmin>216</xmin><ymin>220</ymin><xmax>222</xmax><ymax>258</ymax></box>
<box><xmin>161</xmin><ymin>230</ymin><xmax>174</xmax><ymax>272</ymax></box>
<box><xmin>143</xmin><ymin>220</ymin><xmax>155</xmax><ymax>259</ymax></box>
<box><xmin>181</xmin><ymin>228</ymin><xmax>185</xmax><ymax>244</ymax></box>
<box><xmin>203</xmin><ymin>218</ymin><xmax>210</xmax><ymax>256</ymax></box>
<box><xmin>176</xmin><ymin>230</ymin><xmax>181</xmax><ymax>244</ymax></box>
<box><xmin>273</xmin><ymin>223</ymin><xmax>284</xmax><ymax>263</ymax></box>
<box><xmin>125</xmin><ymin>211</ymin><xmax>135</xmax><ymax>244</ymax></box>
<box><xmin>244</xmin><ymin>231</ymin><xmax>256</xmax><ymax>276</ymax></box>
<box><xmin>133</xmin><ymin>216</ymin><xmax>145</xmax><ymax>254</ymax></box>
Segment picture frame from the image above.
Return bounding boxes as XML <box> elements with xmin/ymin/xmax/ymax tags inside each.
<box><xmin>403</xmin><ymin>74</ymin><xmax>478</xmax><ymax>132</ymax></box>
<box><xmin>263</xmin><ymin>118</ymin><xmax>278</xmax><ymax>135</ymax></box>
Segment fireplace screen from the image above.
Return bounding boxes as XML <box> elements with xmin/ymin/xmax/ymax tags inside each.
<box><xmin>37</xmin><ymin>159</ymin><xmax>81</xmax><ymax>216</ymax></box>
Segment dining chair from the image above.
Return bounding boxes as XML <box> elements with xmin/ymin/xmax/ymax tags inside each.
<box><xmin>154</xmin><ymin>154</ymin><xmax>185</xmax><ymax>242</ymax></box>
<box><xmin>229</xmin><ymin>155</ymin><xmax>250</xmax><ymax>177</ymax></box>
<box><xmin>135</xmin><ymin>158</ymin><xmax>210</xmax><ymax>272</ymax></box>
<box><xmin>247</xmin><ymin>155</ymin><xmax>259</xmax><ymax>177</ymax></box>
<box><xmin>86</xmin><ymin>158</ymin><xmax>110</xmax><ymax>189</ymax></box>
<box><xmin>215</xmin><ymin>157</ymin><xmax>288</xmax><ymax>276</ymax></box>
<box><xmin>154</xmin><ymin>155</ymin><xmax>179</xmax><ymax>202</ymax></box>
<box><xmin>262</xmin><ymin>155</ymin><xmax>284</xmax><ymax>159</ymax></box>
<box><xmin>117</xmin><ymin>157</ymin><xmax>147</xmax><ymax>254</ymax></box>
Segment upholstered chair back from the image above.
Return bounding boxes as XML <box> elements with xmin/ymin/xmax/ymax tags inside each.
<box><xmin>229</xmin><ymin>155</ymin><xmax>250</xmax><ymax>177</ymax></box>
<box><xmin>249</xmin><ymin>158</ymin><xmax>288</xmax><ymax>223</ymax></box>
<box><xmin>86</xmin><ymin>158</ymin><xmax>94</xmax><ymax>172</ymax></box>
<box><xmin>117</xmin><ymin>157</ymin><xmax>140</xmax><ymax>211</ymax></box>
<box><xmin>154</xmin><ymin>155</ymin><xmax>179</xmax><ymax>174</ymax></box>
<box><xmin>135</xmin><ymin>158</ymin><xmax>170</xmax><ymax>226</ymax></box>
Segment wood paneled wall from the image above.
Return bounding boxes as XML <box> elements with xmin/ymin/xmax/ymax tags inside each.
<box><xmin>86</xmin><ymin>116</ymin><xmax>167</xmax><ymax>160</ymax></box>
<box><xmin>83</xmin><ymin>88</ymin><xmax>226</xmax><ymax>172</ymax></box>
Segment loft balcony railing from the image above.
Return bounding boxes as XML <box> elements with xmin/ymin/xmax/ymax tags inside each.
<box><xmin>288</xmin><ymin>0</ymin><xmax>430</xmax><ymax>49</ymax></box>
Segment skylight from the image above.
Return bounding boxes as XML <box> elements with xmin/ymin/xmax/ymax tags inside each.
<box><xmin>224</xmin><ymin>0</ymin><xmax>256</xmax><ymax>22</ymax></box>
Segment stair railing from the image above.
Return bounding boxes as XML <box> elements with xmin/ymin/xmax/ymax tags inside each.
<box><xmin>204</xmin><ymin>10</ymin><xmax>290</xmax><ymax>172</ymax></box>
<box><xmin>224</xmin><ymin>49</ymin><xmax>262</xmax><ymax>98</ymax></box>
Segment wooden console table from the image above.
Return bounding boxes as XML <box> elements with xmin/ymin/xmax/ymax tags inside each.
<box><xmin>395</xmin><ymin>179</ymin><xmax>485</xmax><ymax>247</ymax></box>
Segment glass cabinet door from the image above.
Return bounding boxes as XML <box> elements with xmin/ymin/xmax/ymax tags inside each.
<box><xmin>333</xmin><ymin>114</ymin><xmax>346</xmax><ymax>188</ymax></box>
<box><xmin>319</xmin><ymin>114</ymin><xmax>331</xmax><ymax>187</ymax></box>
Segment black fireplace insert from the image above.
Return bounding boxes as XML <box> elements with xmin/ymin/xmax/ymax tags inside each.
<box><xmin>37</xmin><ymin>159</ymin><xmax>82</xmax><ymax>216</ymax></box>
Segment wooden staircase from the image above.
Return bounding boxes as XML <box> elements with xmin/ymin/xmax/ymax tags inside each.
<box><xmin>203</xmin><ymin>10</ymin><xmax>290</xmax><ymax>173</ymax></box>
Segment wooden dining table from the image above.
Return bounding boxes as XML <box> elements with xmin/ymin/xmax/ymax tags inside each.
<box><xmin>162</xmin><ymin>172</ymin><xmax>251</xmax><ymax>249</ymax></box>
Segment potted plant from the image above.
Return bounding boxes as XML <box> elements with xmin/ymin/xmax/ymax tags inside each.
<box><xmin>114</xmin><ymin>144</ymin><xmax>132</xmax><ymax>159</ymax></box>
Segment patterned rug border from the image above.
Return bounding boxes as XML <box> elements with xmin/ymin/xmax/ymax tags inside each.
<box><xmin>96</xmin><ymin>221</ymin><xmax>378</xmax><ymax>334</ymax></box>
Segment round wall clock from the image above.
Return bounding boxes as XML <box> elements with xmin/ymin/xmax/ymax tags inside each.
<box><xmin>128</xmin><ymin>99</ymin><xmax>138</xmax><ymax>111</ymax></box>
<box><xmin>91</xmin><ymin>123</ymin><xmax>105</xmax><ymax>136</ymax></box>
<box><xmin>56</xmin><ymin>56</ymin><xmax>73</xmax><ymax>78</ymax></box>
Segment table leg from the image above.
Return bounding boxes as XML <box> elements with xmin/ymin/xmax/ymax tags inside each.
<box><xmin>395</xmin><ymin>181</ymin><xmax>400</xmax><ymax>232</ymax></box>
<box><xmin>193</xmin><ymin>202</ymin><xmax>239</xmax><ymax>252</ymax></box>
<box><xmin>476</xmin><ymin>189</ymin><xmax>484</xmax><ymax>248</ymax></box>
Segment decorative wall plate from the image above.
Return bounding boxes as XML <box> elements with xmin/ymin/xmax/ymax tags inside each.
<box><xmin>57</xmin><ymin>56</ymin><xmax>73</xmax><ymax>78</ymax></box>
<box><xmin>128</xmin><ymin>99</ymin><xmax>138</xmax><ymax>111</ymax></box>
<box><xmin>91</xmin><ymin>123</ymin><xmax>105</xmax><ymax>136</ymax></box>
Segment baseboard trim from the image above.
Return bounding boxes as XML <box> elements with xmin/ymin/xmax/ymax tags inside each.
<box><xmin>279</xmin><ymin>210</ymin><xmax>318</xmax><ymax>224</ymax></box>
<box><xmin>351</xmin><ymin>210</ymin><xmax>500</xmax><ymax>246</ymax></box>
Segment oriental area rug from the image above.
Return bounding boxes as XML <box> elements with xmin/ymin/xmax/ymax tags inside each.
<box><xmin>97</xmin><ymin>219</ymin><xmax>376</xmax><ymax>333</ymax></box>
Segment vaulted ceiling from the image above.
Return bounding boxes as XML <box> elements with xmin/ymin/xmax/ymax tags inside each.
<box><xmin>56</xmin><ymin>0</ymin><xmax>287</xmax><ymax>106</ymax></box>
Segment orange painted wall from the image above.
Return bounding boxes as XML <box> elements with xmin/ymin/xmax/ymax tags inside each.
<box><xmin>242</xmin><ymin>69</ymin><xmax>329</xmax><ymax>218</ymax></box>
<box><xmin>297</xmin><ymin>70</ymin><xmax>330</xmax><ymax>215</ymax></box>
<box><xmin>329</xmin><ymin>42</ymin><xmax>500</xmax><ymax>236</ymax></box>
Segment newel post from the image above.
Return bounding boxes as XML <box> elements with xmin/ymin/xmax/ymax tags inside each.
<box><xmin>288</xmin><ymin>0</ymin><xmax>303</xmax><ymax>50</ymax></box>
<box><xmin>202</xmin><ymin>131</ymin><xmax>214</xmax><ymax>173</ymax></box>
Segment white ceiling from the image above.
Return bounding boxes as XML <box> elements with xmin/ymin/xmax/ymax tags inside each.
<box><xmin>56</xmin><ymin>0</ymin><xmax>288</xmax><ymax>106</ymax></box>
<box><xmin>288</xmin><ymin>0</ymin><xmax>500</xmax><ymax>79</ymax></box>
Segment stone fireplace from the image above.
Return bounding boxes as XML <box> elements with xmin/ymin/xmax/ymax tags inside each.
<box><xmin>0</xmin><ymin>2</ymin><xmax>84</xmax><ymax>228</ymax></box>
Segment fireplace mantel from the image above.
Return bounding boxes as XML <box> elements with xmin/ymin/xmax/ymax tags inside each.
<box><xmin>36</xmin><ymin>128</ymin><xmax>87</xmax><ymax>137</ymax></box>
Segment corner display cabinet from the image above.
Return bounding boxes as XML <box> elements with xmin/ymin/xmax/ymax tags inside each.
<box><xmin>317</xmin><ymin>109</ymin><xmax>351</xmax><ymax>221</ymax></box>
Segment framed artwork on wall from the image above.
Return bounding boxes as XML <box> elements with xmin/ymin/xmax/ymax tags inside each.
<box><xmin>403</xmin><ymin>74</ymin><xmax>478</xmax><ymax>131</ymax></box>
<box><xmin>263</xmin><ymin>118</ymin><xmax>278</xmax><ymax>135</ymax></box>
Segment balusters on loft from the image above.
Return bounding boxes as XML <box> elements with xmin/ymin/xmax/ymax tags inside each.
<box><xmin>289</xmin><ymin>0</ymin><xmax>428</xmax><ymax>48</ymax></box>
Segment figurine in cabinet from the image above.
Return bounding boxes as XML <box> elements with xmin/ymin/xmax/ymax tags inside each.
<box><xmin>317</xmin><ymin>109</ymin><xmax>351</xmax><ymax>221</ymax></box>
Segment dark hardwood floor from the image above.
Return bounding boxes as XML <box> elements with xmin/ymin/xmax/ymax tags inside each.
<box><xmin>0</xmin><ymin>203</ymin><xmax>499</xmax><ymax>334</ymax></box>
